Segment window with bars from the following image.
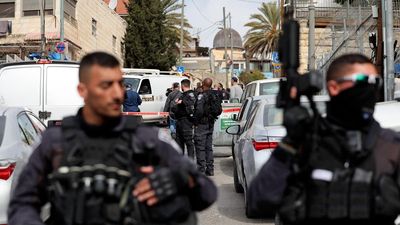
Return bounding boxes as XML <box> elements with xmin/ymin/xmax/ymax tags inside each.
<box><xmin>92</xmin><ymin>18</ymin><xmax>97</xmax><ymax>37</ymax></box>
<box><xmin>0</xmin><ymin>0</ymin><xmax>15</xmax><ymax>18</ymax></box>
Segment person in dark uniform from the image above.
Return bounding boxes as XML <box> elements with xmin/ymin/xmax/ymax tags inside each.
<box><xmin>8</xmin><ymin>52</ymin><xmax>217</xmax><ymax>225</ymax></box>
<box><xmin>172</xmin><ymin>79</ymin><xmax>196</xmax><ymax>159</ymax></box>
<box><xmin>164</xmin><ymin>82</ymin><xmax>181</xmax><ymax>139</ymax></box>
<box><xmin>248</xmin><ymin>53</ymin><xmax>400</xmax><ymax>225</ymax></box>
<box><xmin>123</xmin><ymin>83</ymin><xmax>142</xmax><ymax>112</ymax></box>
<box><xmin>194</xmin><ymin>78</ymin><xmax>222</xmax><ymax>176</ymax></box>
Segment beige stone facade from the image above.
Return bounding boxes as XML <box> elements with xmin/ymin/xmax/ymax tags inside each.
<box><xmin>0</xmin><ymin>0</ymin><xmax>126</xmax><ymax>62</ymax></box>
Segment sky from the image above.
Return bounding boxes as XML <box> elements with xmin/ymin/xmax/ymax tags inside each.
<box><xmin>184</xmin><ymin>0</ymin><xmax>277</xmax><ymax>48</ymax></box>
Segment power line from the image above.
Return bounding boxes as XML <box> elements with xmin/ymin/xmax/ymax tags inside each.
<box><xmin>190</xmin><ymin>0</ymin><xmax>216</xmax><ymax>24</ymax></box>
<box><xmin>194</xmin><ymin>20</ymin><xmax>221</xmax><ymax>35</ymax></box>
<box><xmin>234</xmin><ymin>0</ymin><xmax>266</xmax><ymax>4</ymax></box>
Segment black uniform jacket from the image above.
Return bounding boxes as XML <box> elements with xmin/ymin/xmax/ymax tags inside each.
<box><xmin>8</xmin><ymin>111</ymin><xmax>217</xmax><ymax>225</ymax></box>
<box><xmin>248</xmin><ymin>119</ymin><xmax>400</xmax><ymax>225</ymax></box>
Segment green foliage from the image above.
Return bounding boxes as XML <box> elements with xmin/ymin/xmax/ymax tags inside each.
<box><xmin>124</xmin><ymin>0</ymin><xmax>179</xmax><ymax>70</ymax></box>
<box><xmin>239</xmin><ymin>70</ymin><xmax>265</xmax><ymax>85</ymax></box>
<box><xmin>244</xmin><ymin>3</ymin><xmax>280</xmax><ymax>59</ymax></box>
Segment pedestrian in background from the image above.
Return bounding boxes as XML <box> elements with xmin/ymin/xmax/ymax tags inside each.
<box><xmin>172</xmin><ymin>79</ymin><xmax>196</xmax><ymax>159</ymax></box>
<box><xmin>194</xmin><ymin>78</ymin><xmax>223</xmax><ymax>176</ymax></box>
<box><xmin>229</xmin><ymin>77</ymin><xmax>243</xmax><ymax>102</ymax></box>
<box><xmin>163</xmin><ymin>82</ymin><xmax>182</xmax><ymax>139</ymax></box>
<box><xmin>123</xmin><ymin>83</ymin><xmax>142</xmax><ymax>112</ymax></box>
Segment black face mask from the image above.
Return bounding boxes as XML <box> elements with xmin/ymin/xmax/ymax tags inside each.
<box><xmin>327</xmin><ymin>83</ymin><xmax>378</xmax><ymax>130</ymax></box>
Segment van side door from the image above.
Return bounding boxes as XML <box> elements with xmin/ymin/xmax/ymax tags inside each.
<box><xmin>0</xmin><ymin>65</ymin><xmax>43</xmax><ymax>118</ymax></box>
<box><xmin>43</xmin><ymin>64</ymin><xmax>82</xmax><ymax>125</ymax></box>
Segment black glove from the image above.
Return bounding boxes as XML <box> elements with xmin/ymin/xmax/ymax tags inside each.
<box><xmin>148</xmin><ymin>168</ymin><xmax>190</xmax><ymax>202</ymax></box>
<box><xmin>282</xmin><ymin>105</ymin><xmax>311</xmax><ymax>148</ymax></box>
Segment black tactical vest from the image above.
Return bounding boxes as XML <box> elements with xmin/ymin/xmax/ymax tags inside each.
<box><xmin>279</xmin><ymin>120</ymin><xmax>400</xmax><ymax>225</ymax></box>
<box><xmin>47</xmin><ymin>116</ymin><xmax>195</xmax><ymax>225</ymax></box>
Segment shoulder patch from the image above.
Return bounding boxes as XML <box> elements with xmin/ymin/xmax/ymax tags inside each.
<box><xmin>158</xmin><ymin>129</ymin><xmax>182</xmax><ymax>153</ymax></box>
<box><xmin>197</xmin><ymin>94</ymin><xmax>203</xmax><ymax>101</ymax></box>
<box><xmin>189</xmin><ymin>92</ymin><xmax>195</xmax><ymax>98</ymax></box>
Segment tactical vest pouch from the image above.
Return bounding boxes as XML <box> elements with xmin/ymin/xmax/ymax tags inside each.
<box><xmin>279</xmin><ymin>184</ymin><xmax>306</xmax><ymax>224</ymax></box>
<box><xmin>349</xmin><ymin>168</ymin><xmax>373</xmax><ymax>219</ymax></box>
<box><xmin>375</xmin><ymin>174</ymin><xmax>400</xmax><ymax>217</ymax></box>
<box><xmin>308</xmin><ymin>179</ymin><xmax>329</xmax><ymax>218</ymax></box>
<box><xmin>327</xmin><ymin>169</ymin><xmax>351</xmax><ymax>219</ymax></box>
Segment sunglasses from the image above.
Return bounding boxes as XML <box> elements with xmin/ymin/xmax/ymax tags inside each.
<box><xmin>336</xmin><ymin>73</ymin><xmax>382</xmax><ymax>87</ymax></box>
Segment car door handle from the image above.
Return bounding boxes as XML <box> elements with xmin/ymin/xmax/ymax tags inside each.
<box><xmin>38</xmin><ymin>111</ymin><xmax>51</xmax><ymax>120</ymax></box>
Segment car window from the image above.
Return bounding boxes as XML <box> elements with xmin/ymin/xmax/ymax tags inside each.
<box><xmin>245</xmin><ymin>99</ymin><xmax>260</xmax><ymax>120</ymax></box>
<box><xmin>46</xmin><ymin>66</ymin><xmax>82</xmax><ymax>106</ymax></box>
<box><xmin>0</xmin><ymin>116</ymin><xmax>5</xmax><ymax>147</ymax></box>
<box><xmin>263</xmin><ymin>101</ymin><xmax>327</xmax><ymax>126</ymax></box>
<box><xmin>18</xmin><ymin>113</ymin><xmax>40</xmax><ymax>145</ymax></box>
<box><xmin>250</xmin><ymin>83</ymin><xmax>256</xmax><ymax>96</ymax></box>
<box><xmin>27</xmin><ymin>113</ymin><xmax>46</xmax><ymax>134</ymax></box>
<box><xmin>260</xmin><ymin>82</ymin><xmax>280</xmax><ymax>95</ymax></box>
<box><xmin>244</xmin><ymin>104</ymin><xmax>259</xmax><ymax>131</ymax></box>
<box><xmin>0</xmin><ymin>67</ymin><xmax>41</xmax><ymax>106</ymax></box>
<box><xmin>238</xmin><ymin>99</ymin><xmax>249</xmax><ymax>121</ymax></box>
<box><xmin>123</xmin><ymin>78</ymin><xmax>140</xmax><ymax>92</ymax></box>
<box><xmin>139</xmin><ymin>79</ymin><xmax>152</xmax><ymax>94</ymax></box>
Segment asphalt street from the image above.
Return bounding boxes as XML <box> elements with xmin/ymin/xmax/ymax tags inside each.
<box><xmin>198</xmin><ymin>147</ymin><xmax>273</xmax><ymax>225</ymax></box>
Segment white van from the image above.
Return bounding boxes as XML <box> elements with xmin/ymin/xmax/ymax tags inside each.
<box><xmin>240</xmin><ymin>78</ymin><xmax>281</xmax><ymax>102</ymax></box>
<box><xmin>0</xmin><ymin>60</ymin><xmax>82</xmax><ymax>126</ymax></box>
<box><xmin>122</xmin><ymin>69</ymin><xmax>186</xmax><ymax>123</ymax></box>
<box><xmin>0</xmin><ymin>62</ymin><xmax>186</xmax><ymax>125</ymax></box>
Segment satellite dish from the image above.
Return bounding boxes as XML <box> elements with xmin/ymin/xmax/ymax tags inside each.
<box><xmin>109</xmin><ymin>0</ymin><xmax>118</xmax><ymax>10</ymax></box>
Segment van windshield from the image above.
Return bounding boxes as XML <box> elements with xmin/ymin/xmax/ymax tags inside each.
<box><xmin>123</xmin><ymin>78</ymin><xmax>140</xmax><ymax>92</ymax></box>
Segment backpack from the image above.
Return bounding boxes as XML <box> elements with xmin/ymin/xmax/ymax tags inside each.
<box><xmin>206</xmin><ymin>90</ymin><xmax>223</xmax><ymax>120</ymax></box>
<box><xmin>182</xmin><ymin>91</ymin><xmax>197</xmax><ymax>120</ymax></box>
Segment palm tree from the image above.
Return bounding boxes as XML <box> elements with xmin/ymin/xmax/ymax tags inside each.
<box><xmin>161</xmin><ymin>0</ymin><xmax>192</xmax><ymax>47</ymax></box>
<box><xmin>244</xmin><ymin>3</ymin><xmax>280</xmax><ymax>59</ymax></box>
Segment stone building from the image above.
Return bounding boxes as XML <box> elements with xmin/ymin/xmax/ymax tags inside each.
<box><xmin>0</xmin><ymin>0</ymin><xmax>126</xmax><ymax>62</ymax></box>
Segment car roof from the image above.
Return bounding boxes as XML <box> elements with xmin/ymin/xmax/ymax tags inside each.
<box><xmin>246</xmin><ymin>95</ymin><xmax>277</xmax><ymax>102</ymax></box>
<box><xmin>255</xmin><ymin>95</ymin><xmax>330</xmax><ymax>105</ymax></box>
<box><xmin>0</xmin><ymin>60</ymin><xmax>79</xmax><ymax>69</ymax></box>
<box><xmin>246</xmin><ymin>78</ymin><xmax>281</xmax><ymax>86</ymax></box>
<box><xmin>0</xmin><ymin>106</ymin><xmax>28</xmax><ymax>116</ymax></box>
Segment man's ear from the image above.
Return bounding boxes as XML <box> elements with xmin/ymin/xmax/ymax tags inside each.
<box><xmin>77</xmin><ymin>83</ymin><xmax>88</xmax><ymax>99</ymax></box>
<box><xmin>327</xmin><ymin>80</ymin><xmax>340</xmax><ymax>96</ymax></box>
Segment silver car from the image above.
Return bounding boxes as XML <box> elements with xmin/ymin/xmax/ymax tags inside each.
<box><xmin>0</xmin><ymin>106</ymin><xmax>46</xmax><ymax>224</ymax></box>
<box><xmin>226</xmin><ymin>96</ymin><xmax>328</xmax><ymax>218</ymax></box>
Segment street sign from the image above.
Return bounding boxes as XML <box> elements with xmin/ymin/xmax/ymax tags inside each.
<box><xmin>272</xmin><ymin>51</ymin><xmax>280</xmax><ymax>63</ymax></box>
<box><xmin>177</xmin><ymin>66</ymin><xmax>185</xmax><ymax>74</ymax></box>
<box><xmin>55</xmin><ymin>42</ymin><xmax>66</xmax><ymax>53</ymax></box>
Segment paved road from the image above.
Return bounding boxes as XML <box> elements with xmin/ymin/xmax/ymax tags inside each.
<box><xmin>198</xmin><ymin>147</ymin><xmax>273</xmax><ymax>225</ymax></box>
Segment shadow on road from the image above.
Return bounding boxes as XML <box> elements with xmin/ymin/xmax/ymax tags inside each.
<box><xmin>218</xmin><ymin>156</ymin><xmax>234</xmax><ymax>177</ymax></box>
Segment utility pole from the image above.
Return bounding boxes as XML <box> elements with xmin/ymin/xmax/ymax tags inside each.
<box><xmin>385</xmin><ymin>0</ymin><xmax>395</xmax><ymax>101</ymax></box>
<box><xmin>40</xmin><ymin>0</ymin><xmax>46</xmax><ymax>57</ymax></box>
<box><xmin>229</xmin><ymin>13</ymin><xmax>234</xmax><ymax>79</ymax></box>
<box><xmin>179</xmin><ymin>0</ymin><xmax>185</xmax><ymax>66</ymax></box>
<box><xmin>376</xmin><ymin>0</ymin><xmax>384</xmax><ymax>95</ymax></box>
<box><xmin>308</xmin><ymin>0</ymin><xmax>315</xmax><ymax>70</ymax></box>
<box><xmin>60</xmin><ymin>0</ymin><xmax>65</xmax><ymax>60</ymax></box>
<box><xmin>223</xmin><ymin>7</ymin><xmax>229</xmax><ymax>88</ymax></box>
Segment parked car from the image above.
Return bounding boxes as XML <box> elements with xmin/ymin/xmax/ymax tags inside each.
<box><xmin>0</xmin><ymin>106</ymin><xmax>46</xmax><ymax>225</ymax></box>
<box><xmin>230</xmin><ymin>95</ymin><xmax>276</xmax><ymax>191</ymax></box>
<box><xmin>239</xmin><ymin>78</ymin><xmax>281</xmax><ymax>103</ymax></box>
<box><xmin>226</xmin><ymin>95</ymin><xmax>328</xmax><ymax>218</ymax></box>
<box><xmin>374</xmin><ymin>100</ymin><xmax>400</xmax><ymax>132</ymax></box>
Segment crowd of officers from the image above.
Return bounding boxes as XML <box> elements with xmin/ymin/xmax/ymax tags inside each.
<box><xmin>164</xmin><ymin>77</ymin><xmax>224</xmax><ymax>176</ymax></box>
<box><xmin>6</xmin><ymin>51</ymin><xmax>400</xmax><ymax>225</ymax></box>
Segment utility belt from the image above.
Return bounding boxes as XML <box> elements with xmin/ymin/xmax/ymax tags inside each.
<box><xmin>48</xmin><ymin>164</ymin><xmax>194</xmax><ymax>225</ymax></box>
<box><xmin>279</xmin><ymin>167</ymin><xmax>400</xmax><ymax>224</ymax></box>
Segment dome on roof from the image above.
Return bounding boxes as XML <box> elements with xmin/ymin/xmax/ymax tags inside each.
<box><xmin>213</xmin><ymin>28</ymin><xmax>243</xmax><ymax>49</ymax></box>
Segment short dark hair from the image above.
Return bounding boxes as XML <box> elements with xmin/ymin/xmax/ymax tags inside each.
<box><xmin>232</xmin><ymin>77</ymin><xmax>238</xmax><ymax>82</ymax></box>
<box><xmin>79</xmin><ymin>52</ymin><xmax>120</xmax><ymax>83</ymax></box>
<box><xmin>181</xmin><ymin>79</ymin><xmax>191</xmax><ymax>88</ymax></box>
<box><xmin>326</xmin><ymin>53</ymin><xmax>374</xmax><ymax>82</ymax></box>
<box><xmin>173</xmin><ymin>82</ymin><xmax>180</xmax><ymax>89</ymax></box>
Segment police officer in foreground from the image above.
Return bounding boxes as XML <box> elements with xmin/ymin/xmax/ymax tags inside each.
<box><xmin>172</xmin><ymin>79</ymin><xmax>196</xmax><ymax>159</ymax></box>
<box><xmin>8</xmin><ymin>52</ymin><xmax>217</xmax><ymax>225</ymax></box>
<box><xmin>195</xmin><ymin>78</ymin><xmax>222</xmax><ymax>176</ymax></box>
<box><xmin>248</xmin><ymin>53</ymin><xmax>400</xmax><ymax>225</ymax></box>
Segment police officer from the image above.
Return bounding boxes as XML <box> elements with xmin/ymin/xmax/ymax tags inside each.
<box><xmin>8</xmin><ymin>52</ymin><xmax>217</xmax><ymax>225</ymax></box>
<box><xmin>172</xmin><ymin>79</ymin><xmax>196</xmax><ymax>159</ymax></box>
<box><xmin>248</xmin><ymin>53</ymin><xmax>400</xmax><ymax>225</ymax></box>
<box><xmin>194</xmin><ymin>78</ymin><xmax>222</xmax><ymax>176</ymax></box>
